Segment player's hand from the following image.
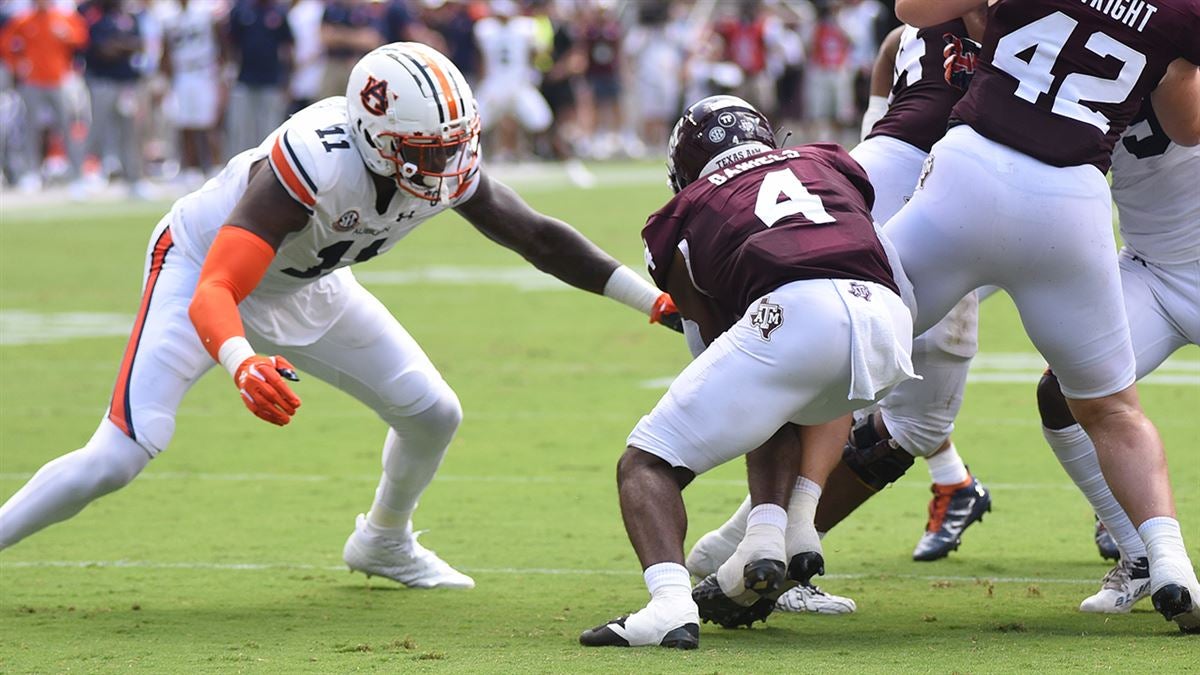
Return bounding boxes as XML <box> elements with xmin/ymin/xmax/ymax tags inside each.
<box><xmin>943</xmin><ymin>34</ymin><xmax>982</xmax><ymax>91</ymax></box>
<box><xmin>650</xmin><ymin>293</ymin><xmax>684</xmax><ymax>333</ymax></box>
<box><xmin>234</xmin><ymin>355</ymin><xmax>302</xmax><ymax>426</ymax></box>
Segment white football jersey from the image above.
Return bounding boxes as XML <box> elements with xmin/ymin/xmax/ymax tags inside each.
<box><xmin>161</xmin><ymin>1</ymin><xmax>222</xmax><ymax>74</ymax></box>
<box><xmin>1110</xmin><ymin>104</ymin><xmax>1200</xmax><ymax>266</ymax></box>
<box><xmin>168</xmin><ymin>97</ymin><xmax>479</xmax><ymax>299</ymax></box>
<box><xmin>474</xmin><ymin>16</ymin><xmax>539</xmax><ymax>83</ymax></box>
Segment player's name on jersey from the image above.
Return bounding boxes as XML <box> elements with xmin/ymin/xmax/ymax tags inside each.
<box><xmin>706</xmin><ymin>149</ymin><xmax>803</xmax><ymax>186</ymax></box>
<box><xmin>1082</xmin><ymin>0</ymin><xmax>1159</xmax><ymax>32</ymax></box>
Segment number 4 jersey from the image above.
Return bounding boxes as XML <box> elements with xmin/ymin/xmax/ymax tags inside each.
<box><xmin>641</xmin><ymin>143</ymin><xmax>900</xmax><ymax>331</ymax></box>
<box><xmin>166</xmin><ymin>97</ymin><xmax>480</xmax><ymax>344</ymax></box>
<box><xmin>951</xmin><ymin>0</ymin><xmax>1200</xmax><ymax>171</ymax></box>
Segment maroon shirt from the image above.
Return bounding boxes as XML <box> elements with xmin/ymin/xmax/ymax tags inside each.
<box><xmin>952</xmin><ymin>0</ymin><xmax>1200</xmax><ymax>171</ymax></box>
<box><xmin>868</xmin><ymin>20</ymin><xmax>969</xmax><ymax>152</ymax></box>
<box><xmin>642</xmin><ymin>144</ymin><xmax>900</xmax><ymax>331</ymax></box>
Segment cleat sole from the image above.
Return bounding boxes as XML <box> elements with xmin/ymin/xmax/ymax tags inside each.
<box><xmin>1151</xmin><ymin>585</ymin><xmax>1200</xmax><ymax>634</ymax></box>
<box><xmin>743</xmin><ymin>559</ymin><xmax>787</xmax><ymax>595</ymax></box>
<box><xmin>787</xmin><ymin>552</ymin><xmax>825</xmax><ymax>586</ymax></box>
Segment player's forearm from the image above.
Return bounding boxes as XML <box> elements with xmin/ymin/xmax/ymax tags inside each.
<box><xmin>188</xmin><ymin>226</ymin><xmax>275</xmax><ymax>375</ymax></box>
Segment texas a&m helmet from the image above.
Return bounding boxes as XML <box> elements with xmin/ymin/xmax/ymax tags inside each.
<box><xmin>346</xmin><ymin>43</ymin><xmax>480</xmax><ymax>203</ymax></box>
<box><xmin>667</xmin><ymin>95</ymin><xmax>777</xmax><ymax>194</ymax></box>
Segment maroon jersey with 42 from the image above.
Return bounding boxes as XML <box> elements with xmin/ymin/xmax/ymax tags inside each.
<box><xmin>951</xmin><ymin>0</ymin><xmax>1200</xmax><ymax>172</ymax></box>
<box><xmin>642</xmin><ymin>144</ymin><xmax>900</xmax><ymax>331</ymax></box>
<box><xmin>868</xmin><ymin>20</ymin><xmax>970</xmax><ymax>152</ymax></box>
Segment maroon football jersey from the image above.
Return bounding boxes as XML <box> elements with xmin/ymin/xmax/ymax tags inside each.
<box><xmin>952</xmin><ymin>0</ymin><xmax>1200</xmax><ymax>171</ymax></box>
<box><xmin>867</xmin><ymin>20</ymin><xmax>970</xmax><ymax>152</ymax></box>
<box><xmin>642</xmin><ymin>144</ymin><xmax>900</xmax><ymax>330</ymax></box>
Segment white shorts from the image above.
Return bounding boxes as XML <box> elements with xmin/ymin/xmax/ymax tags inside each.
<box><xmin>166</xmin><ymin>70</ymin><xmax>220</xmax><ymax>130</ymax></box>
<box><xmin>1121</xmin><ymin>250</ymin><xmax>1200</xmax><ymax>378</ymax></box>
<box><xmin>884</xmin><ymin>125</ymin><xmax>1135</xmax><ymax>400</ymax></box>
<box><xmin>476</xmin><ymin>78</ymin><xmax>552</xmax><ymax>133</ymax></box>
<box><xmin>804</xmin><ymin>67</ymin><xmax>855</xmax><ymax>125</ymax></box>
<box><xmin>107</xmin><ymin>218</ymin><xmax>451</xmax><ymax>456</ymax></box>
<box><xmin>627</xmin><ymin>279</ymin><xmax>915</xmax><ymax>474</ymax></box>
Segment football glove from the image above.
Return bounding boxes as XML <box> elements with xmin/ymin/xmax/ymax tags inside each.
<box><xmin>943</xmin><ymin>34</ymin><xmax>982</xmax><ymax>91</ymax></box>
<box><xmin>650</xmin><ymin>293</ymin><xmax>684</xmax><ymax>333</ymax></box>
<box><xmin>234</xmin><ymin>355</ymin><xmax>302</xmax><ymax>426</ymax></box>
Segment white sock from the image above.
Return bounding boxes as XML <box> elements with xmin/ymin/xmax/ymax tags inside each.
<box><xmin>1044</xmin><ymin>424</ymin><xmax>1147</xmax><ymax>559</ymax></box>
<box><xmin>715</xmin><ymin>495</ymin><xmax>752</xmax><ymax>543</ymax></box>
<box><xmin>0</xmin><ymin>421</ymin><xmax>148</xmax><ymax>549</ymax></box>
<box><xmin>717</xmin><ymin>504</ymin><xmax>787</xmax><ymax>598</ymax></box>
<box><xmin>925</xmin><ymin>443</ymin><xmax>969</xmax><ymax>486</ymax></box>
<box><xmin>786</xmin><ymin>477</ymin><xmax>823</xmax><ymax>556</ymax></box>
<box><xmin>366</xmin><ymin>398</ymin><xmax>459</xmax><ymax>535</ymax></box>
<box><xmin>644</xmin><ymin>562</ymin><xmax>692</xmax><ymax>600</ymax></box>
<box><xmin>1138</xmin><ymin>517</ymin><xmax>1199</xmax><ymax>592</ymax></box>
<box><xmin>746</xmin><ymin>503</ymin><xmax>788</xmax><ymax>532</ymax></box>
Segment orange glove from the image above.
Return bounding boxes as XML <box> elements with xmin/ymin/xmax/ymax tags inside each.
<box><xmin>234</xmin><ymin>355</ymin><xmax>302</xmax><ymax>426</ymax></box>
<box><xmin>650</xmin><ymin>293</ymin><xmax>684</xmax><ymax>333</ymax></box>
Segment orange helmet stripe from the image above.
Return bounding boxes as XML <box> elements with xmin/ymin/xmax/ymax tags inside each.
<box><xmin>411</xmin><ymin>46</ymin><xmax>460</xmax><ymax>120</ymax></box>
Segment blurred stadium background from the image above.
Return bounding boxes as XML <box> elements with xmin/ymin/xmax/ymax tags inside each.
<box><xmin>0</xmin><ymin>0</ymin><xmax>897</xmax><ymax>203</ymax></box>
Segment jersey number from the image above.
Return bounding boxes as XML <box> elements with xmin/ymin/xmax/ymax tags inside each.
<box><xmin>754</xmin><ymin>168</ymin><xmax>835</xmax><ymax>228</ymax></box>
<box><xmin>1121</xmin><ymin>106</ymin><xmax>1171</xmax><ymax>158</ymax></box>
<box><xmin>315</xmin><ymin>125</ymin><xmax>351</xmax><ymax>152</ymax></box>
<box><xmin>281</xmin><ymin>238</ymin><xmax>386</xmax><ymax>279</ymax></box>
<box><xmin>992</xmin><ymin>11</ymin><xmax>1146</xmax><ymax>133</ymax></box>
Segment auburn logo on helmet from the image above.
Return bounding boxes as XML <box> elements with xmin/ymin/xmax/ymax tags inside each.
<box><xmin>360</xmin><ymin>76</ymin><xmax>389</xmax><ymax>116</ymax></box>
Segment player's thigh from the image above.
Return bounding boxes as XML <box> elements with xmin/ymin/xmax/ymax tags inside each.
<box><xmin>627</xmin><ymin>282</ymin><xmax>859</xmax><ymax>475</ymax></box>
<box><xmin>262</xmin><ymin>280</ymin><xmax>452</xmax><ymax>422</ymax></box>
<box><xmin>111</xmin><ymin>221</ymin><xmax>214</xmax><ymax>455</ymax></box>
<box><xmin>516</xmin><ymin>85</ymin><xmax>553</xmax><ymax>132</ymax></box>
<box><xmin>848</xmin><ymin>136</ymin><xmax>926</xmax><ymax>224</ymax></box>
<box><xmin>880</xmin><ymin>145</ymin><xmax>990</xmax><ymax>335</ymax></box>
<box><xmin>1120</xmin><ymin>253</ymin><xmax>1190</xmax><ymax>378</ymax></box>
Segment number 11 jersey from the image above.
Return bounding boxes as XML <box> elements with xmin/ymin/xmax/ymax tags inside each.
<box><xmin>951</xmin><ymin>0</ymin><xmax>1200</xmax><ymax>171</ymax></box>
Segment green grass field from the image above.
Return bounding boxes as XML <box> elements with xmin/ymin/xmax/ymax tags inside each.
<box><xmin>1</xmin><ymin>165</ymin><xmax>1197</xmax><ymax>673</ymax></box>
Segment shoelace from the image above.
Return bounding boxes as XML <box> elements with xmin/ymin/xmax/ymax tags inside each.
<box><xmin>925</xmin><ymin>487</ymin><xmax>955</xmax><ymax>533</ymax></box>
<box><xmin>1101</xmin><ymin>562</ymin><xmax>1133</xmax><ymax>591</ymax></box>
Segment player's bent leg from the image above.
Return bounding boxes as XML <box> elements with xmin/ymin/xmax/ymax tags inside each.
<box><xmin>0</xmin><ymin>420</ymin><xmax>150</xmax><ymax>549</ymax></box>
<box><xmin>2</xmin><ymin>220</ymin><xmax>209</xmax><ymax>550</ymax></box>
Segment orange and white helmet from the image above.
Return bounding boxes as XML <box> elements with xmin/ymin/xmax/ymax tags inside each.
<box><xmin>346</xmin><ymin>43</ymin><xmax>480</xmax><ymax>203</ymax></box>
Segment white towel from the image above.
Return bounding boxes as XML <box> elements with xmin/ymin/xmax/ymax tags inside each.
<box><xmin>832</xmin><ymin>279</ymin><xmax>920</xmax><ymax>401</ymax></box>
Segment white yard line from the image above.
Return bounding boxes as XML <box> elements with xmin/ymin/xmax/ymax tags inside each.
<box><xmin>0</xmin><ymin>559</ymin><xmax>1100</xmax><ymax>585</ymax></box>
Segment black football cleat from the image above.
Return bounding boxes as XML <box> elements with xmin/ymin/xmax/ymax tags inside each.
<box><xmin>579</xmin><ymin>614</ymin><xmax>700</xmax><ymax>649</ymax></box>
<box><xmin>1094</xmin><ymin>516</ymin><xmax>1121</xmax><ymax>562</ymax></box>
<box><xmin>693</xmin><ymin>573</ymin><xmax>776</xmax><ymax>629</ymax></box>
<box><xmin>1151</xmin><ymin>584</ymin><xmax>1200</xmax><ymax>634</ymax></box>
<box><xmin>913</xmin><ymin>476</ymin><xmax>991</xmax><ymax>561</ymax></box>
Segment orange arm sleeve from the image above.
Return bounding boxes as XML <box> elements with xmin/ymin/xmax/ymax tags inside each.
<box><xmin>188</xmin><ymin>226</ymin><xmax>277</xmax><ymax>362</ymax></box>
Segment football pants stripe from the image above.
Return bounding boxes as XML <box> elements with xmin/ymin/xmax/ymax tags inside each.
<box><xmin>108</xmin><ymin>227</ymin><xmax>175</xmax><ymax>441</ymax></box>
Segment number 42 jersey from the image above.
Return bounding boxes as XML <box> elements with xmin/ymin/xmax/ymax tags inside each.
<box><xmin>951</xmin><ymin>0</ymin><xmax>1200</xmax><ymax>171</ymax></box>
<box><xmin>641</xmin><ymin>144</ymin><xmax>900</xmax><ymax>331</ymax></box>
<box><xmin>169</xmin><ymin>97</ymin><xmax>478</xmax><ymax>297</ymax></box>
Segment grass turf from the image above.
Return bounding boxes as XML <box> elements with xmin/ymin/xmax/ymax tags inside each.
<box><xmin>1</xmin><ymin>165</ymin><xmax>1197</xmax><ymax>673</ymax></box>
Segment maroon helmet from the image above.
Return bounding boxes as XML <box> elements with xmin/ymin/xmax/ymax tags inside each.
<box><xmin>667</xmin><ymin>95</ymin><xmax>777</xmax><ymax>194</ymax></box>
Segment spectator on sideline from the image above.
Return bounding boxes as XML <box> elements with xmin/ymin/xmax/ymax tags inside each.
<box><xmin>287</xmin><ymin>0</ymin><xmax>326</xmax><ymax>114</ymax></box>
<box><xmin>473</xmin><ymin>0</ymin><xmax>552</xmax><ymax>161</ymax></box>
<box><xmin>423</xmin><ymin>0</ymin><xmax>479</xmax><ymax>84</ymax></box>
<box><xmin>624</xmin><ymin>2</ymin><xmax>684</xmax><ymax>152</ymax></box>
<box><xmin>82</xmin><ymin>0</ymin><xmax>149</xmax><ymax>199</ymax></box>
<box><xmin>319</xmin><ymin>0</ymin><xmax>382</xmax><ymax>99</ymax></box>
<box><xmin>0</xmin><ymin>0</ymin><xmax>88</xmax><ymax>194</ymax></box>
<box><xmin>582</xmin><ymin>2</ymin><xmax>623</xmax><ymax>159</ymax></box>
<box><xmin>804</xmin><ymin>2</ymin><xmax>855</xmax><ymax>144</ymax></box>
<box><xmin>161</xmin><ymin>0</ymin><xmax>225</xmax><ymax>186</ymax></box>
<box><xmin>225</xmin><ymin>0</ymin><xmax>292</xmax><ymax>159</ymax></box>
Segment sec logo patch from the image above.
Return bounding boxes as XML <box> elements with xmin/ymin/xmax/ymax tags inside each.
<box><xmin>333</xmin><ymin>209</ymin><xmax>360</xmax><ymax>232</ymax></box>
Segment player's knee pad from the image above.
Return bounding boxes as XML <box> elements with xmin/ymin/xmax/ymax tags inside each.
<box><xmin>841</xmin><ymin>437</ymin><xmax>915</xmax><ymax>492</ymax></box>
<box><xmin>80</xmin><ymin>420</ymin><xmax>152</xmax><ymax>494</ymax></box>
<box><xmin>384</xmin><ymin>382</ymin><xmax>462</xmax><ymax>452</ymax></box>
<box><xmin>124</xmin><ymin>403</ymin><xmax>178</xmax><ymax>457</ymax></box>
<box><xmin>1036</xmin><ymin>368</ymin><xmax>1076</xmax><ymax>429</ymax></box>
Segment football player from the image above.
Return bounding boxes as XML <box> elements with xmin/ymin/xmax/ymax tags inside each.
<box><xmin>891</xmin><ymin>0</ymin><xmax>1200</xmax><ymax>633</ymax></box>
<box><xmin>0</xmin><ymin>44</ymin><xmax>682</xmax><ymax>590</ymax></box>
<box><xmin>1037</xmin><ymin>98</ymin><xmax>1200</xmax><ymax>615</ymax></box>
<box><xmin>579</xmin><ymin>95</ymin><xmax>917</xmax><ymax>649</ymax></box>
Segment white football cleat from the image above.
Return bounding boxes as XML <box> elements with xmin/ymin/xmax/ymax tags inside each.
<box><xmin>579</xmin><ymin>596</ymin><xmax>700</xmax><ymax>649</ymax></box>
<box><xmin>1079</xmin><ymin>556</ymin><xmax>1150</xmax><ymax>614</ymax></box>
<box><xmin>685</xmin><ymin>527</ymin><xmax>741</xmax><ymax>579</ymax></box>
<box><xmin>343</xmin><ymin>514</ymin><xmax>475</xmax><ymax>589</ymax></box>
<box><xmin>775</xmin><ymin>584</ymin><xmax>857</xmax><ymax>615</ymax></box>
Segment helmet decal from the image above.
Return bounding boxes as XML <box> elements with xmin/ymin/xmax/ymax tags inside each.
<box><xmin>359</xmin><ymin>76</ymin><xmax>390</xmax><ymax>116</ymax></box>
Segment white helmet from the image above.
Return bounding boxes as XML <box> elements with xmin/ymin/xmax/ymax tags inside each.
<box><xmin>346</xmin><ymin>42</ymin><xmax>480</xmax><ymax>203</ymax></box>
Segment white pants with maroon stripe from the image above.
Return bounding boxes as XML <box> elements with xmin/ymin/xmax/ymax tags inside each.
<box><xmin>628</xmin><ymin>279</ymin><xmax>915</xmax><ymax>475</ymax></box>
<box><xmin>110</xmin><ymin>217</ymin><xmax>454</xmax><ymax>456</ymax></box>
<box><xmin>851</xmin><ymin>134</ymin><xmax>980</xmax><ymax>456</ymax></box>
<box><xmin>885</xmin><ymin>125</ymin><xmax>1134</xmax><ymax>399</ymax></box>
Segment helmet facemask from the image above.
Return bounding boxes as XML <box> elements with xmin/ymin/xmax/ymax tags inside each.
<box><xmin>371</xmin><ymin>116</ymin><xmax>481</xmax><ymax>204</ymax></box>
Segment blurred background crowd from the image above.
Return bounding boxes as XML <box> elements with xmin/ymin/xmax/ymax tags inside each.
<box><xmin>0</xmin><ymin>0</ymin><xmax>898</xmax><ymax>199</ymax></box>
